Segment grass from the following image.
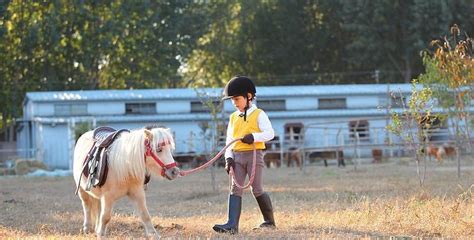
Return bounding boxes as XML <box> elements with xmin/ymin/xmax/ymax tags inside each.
<box><xmin>0</xmin><ymin>156</ymin><xmax>473</xmax><ymax>239</ymax></box>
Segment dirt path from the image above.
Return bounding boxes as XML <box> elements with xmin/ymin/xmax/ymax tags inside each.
<box><xmin>1</xmin><ymin>158</ymin><xmax>473</xmax><ymax>239</ymax></box>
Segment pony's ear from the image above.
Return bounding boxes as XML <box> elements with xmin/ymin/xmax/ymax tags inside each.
<box><xmin>144</xmin><ymin>129</ymin><xmax>153</xmax><ymax>141</ymax></box>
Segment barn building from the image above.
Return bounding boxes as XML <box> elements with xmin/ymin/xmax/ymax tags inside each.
<box><xmin>17</xmin><ymin>83</ymin><xmax>461</xmax><ymax>169</ymax></box>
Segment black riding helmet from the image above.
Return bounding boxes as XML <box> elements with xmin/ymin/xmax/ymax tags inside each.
<box><xmin>222</xmin><ymin>76</ymin><xmax>256</xmax><ymax>100</ymax></box>
<box><xmin>222</xmin><ymin>76</ymin><xmax>256</xmax><ymax>121</ymax></box>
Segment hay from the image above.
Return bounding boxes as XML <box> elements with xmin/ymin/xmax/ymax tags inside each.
<box><xmin>0</xmin><ymin>167</ymin><xmax>16</xmax><ymax>176</ymax></box>
<box><xmin>14</xmin><ymin>159</ymin><xmax>48</xmax><ymax>175</ymax></box>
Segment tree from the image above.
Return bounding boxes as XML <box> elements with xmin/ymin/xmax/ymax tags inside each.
<box><xmin>184</xmin><ymin>0</ymin><xmax>474</xmax><ymax>86</ymax></box>
<box><xmin>417</xmin><ymin>24</ymin><xmax>473</xmax><ymax>178</ymax></box>
<box><xmin>183</xmin><ymin>0</ymin><xmax>349</xmax><ymax>87</ymax></box>
<box><xmin>194</xmin><ymin>88</ymin><xmax>227</xmax><ymax>193</ymax></box>
<box><xmin>0</xmin><ymin>0</ymin><xmax>208</xmax><ymax>136</ymax></box>
<box><xmin>388</xmin><ymin>24</ymin><xmax>473</xmax><ymax>184</ymax></box>
<box><xmin>0</xmin><ymin>1</ymin><xmax>11</xmax><ymax>140</ymax></box>
<box><xmin>387</xmin><ymin>81</ymin><xmax>434</xmax><ymax>186</ymax></box>
<box><xmin>340</xmin><ymin>0</ymin><xmax>473</xmax><ymax>83</ymax></box>
<box><xmin>1</xmin><ymin>0</ymin><xmax>474</xmax><ymax>142</ymax></box>
<box><xmin>98</xmin><ymin>1</ymin><xmax>209</xmax><ymax>89</ymax></box>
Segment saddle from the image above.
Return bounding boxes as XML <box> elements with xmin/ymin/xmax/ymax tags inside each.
<box><xmin>83</xmin><ymin>126</ymin><xmax>130</xmax><ymax>190</ymax></box>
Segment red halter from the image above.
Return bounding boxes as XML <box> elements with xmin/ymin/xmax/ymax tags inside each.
<box><xmin>144</xmin><ymin>139</ymin><xmax>177</xmax><ymax>177</ymax></box>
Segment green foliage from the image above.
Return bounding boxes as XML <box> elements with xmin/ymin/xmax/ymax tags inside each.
<box><xmin>0</xmin><ymin>0</ymin><xmax>207</xmax><ymax>121</ymax></box>
<box><xmin>1</xmin><ymin>0</ymin><xmax>473</xmax><ymax>134</ymax></box>
<box><xmin>417</xmin><ymin>25</ymin><xmax>473</xmax><ymax>147</ymax></box>
<box><xmin>184</xmin><ymin>1</ymin><xmax>350</xmax><ymax>87</ymax></box>
<box><xmin>340</xmin><ymin>0</ymin><xmax>474</xmax><ymax>83</ymax></box>
<box><xmin>387</xmin><ymin>80</ymin><xmax>434</xmax><ymax>147</ymax></box>
<box><xmin>74</xmin><ymin>121</ymin><xmax>92</xmax><ymax>142</ymax></box>
<box><xmin>418</xmin><ymin>34</ymin><xmax>473</xmax><ymax>110</ymax></box>
<box><xmin>418</xmin><ymin>52</ymin><xmax>456</xmax><ymax>109</ymax></box>
<box><xmin>388</xmin><ymin>24</ymin><xmax>473</xmax><ymax>181</ymax></box>
<box><xmin>387</xmin><ymin>80</ymin><xmax>434</xmax><ymax>186</ymax></box>
<box><xmin>184</xmin><ymin>0</ymin><xmax>474</xmax><ymax>87</ymax></box>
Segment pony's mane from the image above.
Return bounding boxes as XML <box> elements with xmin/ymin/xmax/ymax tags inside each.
<box><xmin>108</xmin><ymin>127</ymin><xmax>175</xmax><ymax>182</ymax></box>
<box><xmin>148</xmin><ymin>127</ymin><xmax>176</xmax><ymax>152</ymax></box>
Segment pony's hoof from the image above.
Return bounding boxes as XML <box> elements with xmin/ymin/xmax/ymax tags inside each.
<box><xmin>96</xmin><ymin>234</ymin><xmax>106</xmax><ymax>240</ymax></box>
<box><xmin>95</xmin><ymin>230</ymin><xmax>107</xmax><ymax>240</ymax></box>
<box><xmin>81</xmin><ymin>226</ymin><xmax>91</xmax><ymax>234</ymax></box>
<box><xmin>147</xmin><ymin>232</ymin><xmax>160</xmax><ymax>240</ymax></box>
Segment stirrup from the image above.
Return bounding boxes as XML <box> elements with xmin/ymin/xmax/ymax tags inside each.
<box><xmin>85</xmin><ymin>177</ymin><xmax>93</xmax><ymax>191</ymax></box>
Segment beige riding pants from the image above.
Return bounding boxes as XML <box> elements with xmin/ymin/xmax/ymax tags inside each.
<box><xmin>230</xmin><ymin>150</ymin><xmax>265</xmax><ymax>197</ymax></box>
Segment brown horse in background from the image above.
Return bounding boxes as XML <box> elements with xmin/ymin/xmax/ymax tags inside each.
<box><xmin>427</xmin><ymin>144</ymin><xmax>456</xmax><ymax>162</ymax></box>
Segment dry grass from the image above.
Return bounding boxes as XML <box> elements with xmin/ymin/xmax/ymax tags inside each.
<box><xmin>1</xmin><ymin>157</ymin><xmax>473</xmax><ymax>239</ymax></box>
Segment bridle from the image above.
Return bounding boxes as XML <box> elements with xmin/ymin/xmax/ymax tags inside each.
<box><xmin>144</xmin><ymin>139</ymin><xmax>177</xmax><ymax>177</ymax></box>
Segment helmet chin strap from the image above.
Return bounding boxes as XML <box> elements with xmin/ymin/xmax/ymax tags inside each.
<box><xmin>243</xmin><ymin>95</ymin><xmax>251</xmax><ymax>121</ymax></box>
<box><xmin>237</xmin><ymin>95</ymin><xmax>252</xmax><ymax>120</ymax></box>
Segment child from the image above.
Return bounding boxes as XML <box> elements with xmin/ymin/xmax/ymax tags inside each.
<box><xmin>213</xmin><ymin>76</ymin><xmax>276</xmax><ymax>234</ymax></box>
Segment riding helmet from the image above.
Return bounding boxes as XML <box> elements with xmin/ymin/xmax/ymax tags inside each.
<box><xmin>222</xmin><ymin>76</ymin><xmax>256</xmax><ymax>100</ymax></box>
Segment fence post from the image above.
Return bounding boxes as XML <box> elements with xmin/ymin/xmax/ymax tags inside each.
<box><xmin>353</xmin><ymin>132</ymin><xmax>360</xmax><ymax>171</ymax></box>
<box><xmin>68</xmin><ymin>118</ymin><xmax>76</xmax><ymax>170</ymax></box>
<box><xmin>388</xmin><ymin>131</ymin><xmax>394</xmax><ymax>159</ymax></box>
<box><xmin>279</xmin><ymin>133</ymin><xmax>284</xmax><ymax>164</ymax></box>
<box><xmin>324</xmin><ymin>128</ymin><xmax>328</xmax><ymax>147</ymax></box>
<box><xmin>374</xmin><ymin>128</ymin><xmax>378</xmax><ymax>144</ymax></box>
<box><xmin>187</xmin><ymin>131</ymin><xmax>195</xmax><ymax>153</ymax></box>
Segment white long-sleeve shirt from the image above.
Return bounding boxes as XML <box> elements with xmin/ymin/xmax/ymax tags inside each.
<box><xmin>225</xmin><ymin>104</ymin><xmax>275</xmax><ymax>159</ymax></box>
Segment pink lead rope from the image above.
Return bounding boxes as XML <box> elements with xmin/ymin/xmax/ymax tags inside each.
<box><xmin>178</xmin><ymin>138</ymin><xmax>257</xmax><ymax>189</ymax></box>
<box><xmin>228</xmin><ymin>146</ymin><xmax>257</xmax><ymax>189</ymax></box>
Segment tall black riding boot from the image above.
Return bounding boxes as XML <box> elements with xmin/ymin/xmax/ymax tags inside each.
<box><xmin>213</xmin><ymin>195</ymin><xmax>242</xmax><ymax>234</ymax></box>
<box><xmin>255</xmin><ymin>193</ymin><xmax>275</xmax><ymax>229</ymax></box>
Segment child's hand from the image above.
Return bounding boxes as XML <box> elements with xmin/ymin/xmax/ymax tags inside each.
<box><xmin>241</xmin><ymin>134</ymin><xmax>254</xmax><ymax>144</ymax></box>
<box><xmin>225</xmin><ymin>157</ymin><xmax>235</xmax><ymax>174</ymax></box>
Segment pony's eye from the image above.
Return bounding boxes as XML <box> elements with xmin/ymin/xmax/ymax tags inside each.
<box><xmin>156</xmin><ymin>148</ymin><xmax>163</xmax><ymax>153</ymax></box>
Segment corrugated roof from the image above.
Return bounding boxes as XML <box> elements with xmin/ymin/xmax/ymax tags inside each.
<box><xmin>31</xmin><ymin>106</ymin><xmax>465</xmax><ymax>124</ymax></box>
<box><xmin>25</xmin><ymin>83</ymin><xmax>413</xmax><ymax>103</ymax></box>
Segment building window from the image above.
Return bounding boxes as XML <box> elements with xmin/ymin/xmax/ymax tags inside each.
<box><xmin>257</xmin><ymin>99</ymin><xmax>286</xmax><ymax>111</ymax></box>
<box><xmin>349</xmin><ymin>120</ymin><xmax>370</xmax><ymax>141</ymax></box>
<box><xmin>284</xmin><ymin>122</ymin><xmax>304</xmax><ymax>147</ymax></box>
<box><xmin>125</xmin><ymin>103</ymin><xmax>156</xmax><ymax>114</ymax></box>
<box><xmin>190</xmin><ymin>100</ymin><xmax>221</xmax><ymax>113</ymax></box>
<box><xmin>54</xmin><ymin>103</ymin><xmax>88</xmax><ymax>116</ymax></box>
<box><xmin>318</xmin><ymin>98</ymin><xmax>346</xmax><ymax>109</ymax></box>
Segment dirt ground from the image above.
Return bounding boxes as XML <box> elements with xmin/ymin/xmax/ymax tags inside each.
<box><xmin>1</xmin><ymin>157</ymin><xmax>473</xmax><ymax>239</ymax></box>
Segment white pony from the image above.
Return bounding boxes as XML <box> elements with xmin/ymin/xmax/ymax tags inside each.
<box><xmin>73</xmin><ymin>126</ymin><xmax>180</xmax><ymax>238</ymax></box>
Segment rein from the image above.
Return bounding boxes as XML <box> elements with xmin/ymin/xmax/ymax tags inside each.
<box><xmin>179</xmin><ymin>138</ymin><xmax>257</xmax><ymax>189</ymax></box>
<box><xmin>144</xmin><ymin>139</ymin><xmax>177</xmax><ymax>177</ymax></box>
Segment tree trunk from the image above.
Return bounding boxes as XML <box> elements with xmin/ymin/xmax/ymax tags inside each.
<box><xmin>2</xmin><ymin>113</ymin><xmax>6</xmax><ymax>141</ymax></box>
<box><xmin>9</xmin><ymin>120</ymin><xmax>14</xmax><ymax>142</ymax></box>
<box><xmin>403</xmin><ymin>56</ymin><xmax>412</xmax><ymax>83</ymax></box>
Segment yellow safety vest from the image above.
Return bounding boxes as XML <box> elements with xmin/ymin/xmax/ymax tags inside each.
<box><xmin>230</xmin><ymin>108</ymin><xmax>266</xmax><ymax>151</ymax></box>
